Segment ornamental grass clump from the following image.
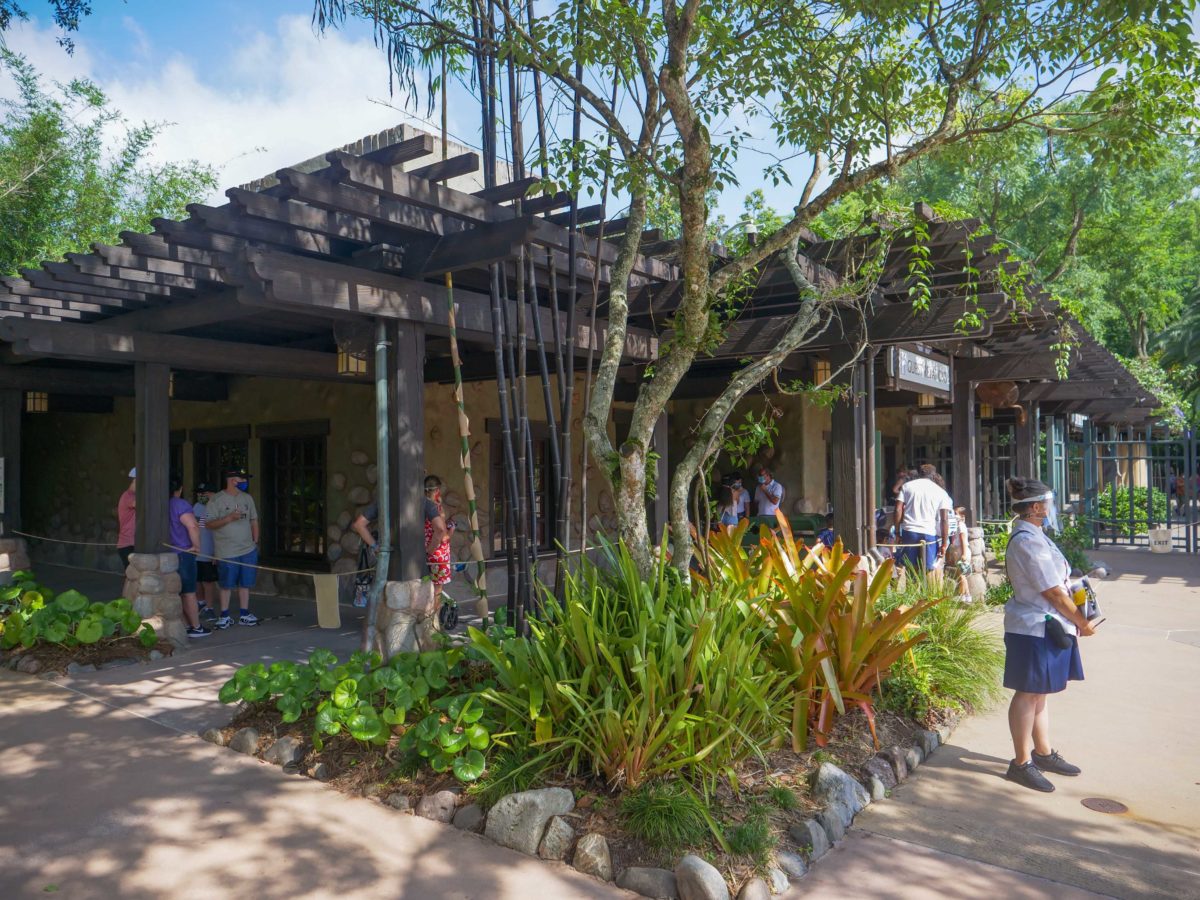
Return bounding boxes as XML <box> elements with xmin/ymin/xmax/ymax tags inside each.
<box><xmin>468</xmin><ymin>540</ymin><xmax>789</xmax><ymax>792</ymax></box>
<box><xmin>619</xmin><ymin>780</ymin><xmax>710</xmax><ymax>851</ymax></box>
<box><xmin>702</xmin><ymin>514</ymin><xmax>939</xmax><ymax>750</ymax></box>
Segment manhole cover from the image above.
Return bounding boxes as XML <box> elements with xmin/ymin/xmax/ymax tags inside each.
<box><xmin>1082</xmin><ymin>798</ymin><xmax>1128</xmax><ymax>814</ymax></box>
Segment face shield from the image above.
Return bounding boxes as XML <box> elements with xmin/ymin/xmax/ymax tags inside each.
<box><xmin>1018</xmin><ymin>490</ymin><xmax>1059</xmax><ymax>533</ymax></box>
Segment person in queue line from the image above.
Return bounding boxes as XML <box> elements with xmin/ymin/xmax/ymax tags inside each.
<box><xmin>168</xmin><ymin>478</ymin><xmax>210</xmax><ymax>639</ymax></box>
<box><xmin>191</xmin><ymin>483</ymin><xmax>219</xmax><ymax>622</ymax></box>
<box><xmin>754</xmin><ymin>467</ymin><xmax>785</xmax><ymax>517</ymax></box>
<box><xmin>725</xmin><ymin>473</ymin><xmax>751</xmax><ymax>520</ymax></box>
<box><xmin>945</xmin><ymin>504</ymin><xmax>974</xmax><ymax>601</ymax></box>
<box><xmin>816</xmin><ymin>513</ymin><xmax>836</xmax><ymax>549</ymax></box>
<box><xmin>893</xmin><ymin>463</ymin><xmax>952</xmax><ymax>573</ymax></box>
<box><xmin>1001</xmin><ymin>477</ymin><xmax>1095</xmax><ymax>793</ymax></box>
<box><xmin>350</xmin><ymin>501</ymin><xmax>380</xmax><ymax>608</ymax></box>
<box><xmin>116</xmin><ymin>467</ymin><xmax>137</xmax><ymax>570</ymax></box>
<box><xmin>717</xmin><ymin>484</ymin><xmax>740</xmax><ymax>530</ymax></box>
<box><xmin>204</xmin><ymin>468</ymin><xmax>260</xmax><ymax>628</ymax></box>
<box><xmin>424</xmin><ymin>475</ymin><xmax>454</xmax><ymax>593</ymax></box>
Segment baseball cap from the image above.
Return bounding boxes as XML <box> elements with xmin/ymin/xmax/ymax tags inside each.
<box><xmin>223</xmin><ymin>467</ymin><xmax>251</xmax><ymax>480</ymax></box>
<box><xmin>195</xmin><ymin>482</ymin><xmax>215</xmax><ymax>493</ymax></box>
<box><xmin>128</xmin><ymin>467</ymin><xmax>137</xmax><ymax>478</ymax></box>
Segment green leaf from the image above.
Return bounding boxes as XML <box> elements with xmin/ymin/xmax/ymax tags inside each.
<box><xmin>75</xmin><ymin>616</ymin><xmax>103</xmax><ymax>644</ymax></box>
<box><xmin>55</xmin><ymin>590</ymin><xmax>87</xmax><ymax>612</ymax></box>
<box><xmin>381</xmin><ymin>705</ymin><xmax>407</xmax><ymax>726</ymax></box>
<box><xmin>464</xmin><ymin>723</ymin><xmax>490</xmax><ymax>751</ymax></box>
<box><xmin>332</xmin><ymin>678</ymin><xmax>358</xmax><ymax>709</ymax></box>
<box><xmin>438</xmin><ymin>727</ymin><xmax>468</xmax><ymax>754</ymax></box>
<box><xmin>315</xmin><ymin>702</ymin><xmax>342</xmax><ymax>736</ymax></box>
<box><xmin>218</xmin><ymin>680</ymin><xmax>240</xmax><ymax>704</ymax></box>
<box><xmin>452</xmin><ymin>749</ymin><xmax>486</xmax><ymax>782</ymax></box>
<box><xmin>138</xmin><ymin>624</ymin><xmax>157</xmax><ymax>648</ymax></box>
<box><xmin>430</xmin><ymin>751</ymin><xmax>453</xmax><ymax>773</ymax></box>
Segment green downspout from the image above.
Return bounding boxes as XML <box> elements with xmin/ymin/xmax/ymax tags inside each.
<box><xmin>363</xmin><ymin>318</ymin><xmax>391</xmax><ymax>654</ymax></box>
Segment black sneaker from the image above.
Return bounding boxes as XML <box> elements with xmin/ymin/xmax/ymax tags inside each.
<box><xmin>186</xmin><ymin>626</ymin><xmax>212</xmax><ymax>639</ymax></box>
<box><xmin>1032</xmin><ymin>749</ymin><xmax>1081</xmax><ymax>776</ymax></box>
<box><xmin>1006</xmin><ymin>760</ymin><xmax>1055</xmax><ymax>792</ymax></box>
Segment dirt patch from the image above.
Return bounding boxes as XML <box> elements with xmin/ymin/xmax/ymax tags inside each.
<box><xmin>4</xmin><ymin>637</ymin><xmax>173</xmax><ymax>674</ymax></box>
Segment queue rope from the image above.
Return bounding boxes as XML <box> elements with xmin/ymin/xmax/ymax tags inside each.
<box><xmin>12</xmin><ymin>530</ymin><xmax>119</xmax><ymax>547</ymax></box>
<box><xmin>162</xmin><ymin>543</ymin><xmax>376</xmax><ymax>579</ymax></box>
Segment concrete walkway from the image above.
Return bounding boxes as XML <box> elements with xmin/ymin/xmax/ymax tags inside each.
<box><xmin>793</xmin><ymin>546</ymin><xmax>1200</xmax><ymax>900</ymax></box>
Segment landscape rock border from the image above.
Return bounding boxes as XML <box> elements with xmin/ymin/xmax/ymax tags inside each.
<box><xmin>201</xmin><ymin>712</ymin><xmax>960</xmax><ymax>899</ymax></box>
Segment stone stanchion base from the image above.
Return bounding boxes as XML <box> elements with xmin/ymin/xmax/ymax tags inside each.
<box><xmin>0</xmin><ymin>537</ymin><xmax>32</xmax><ymax>585</ymax></box>
<box><xmin>125</xmin><ymin>552</ymin><xmax>188</xmax><ymax>650</ymax></box>
<box><xmin>374</xmin><ymin>579</ymin><xmax>437</xmax><ymax>659</ymax></box>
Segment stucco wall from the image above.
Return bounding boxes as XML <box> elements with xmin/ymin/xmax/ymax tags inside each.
<box><xmin>20</xmin><ymin>371</ymin><xmax>617</xmax><ymax>589</ymax></box>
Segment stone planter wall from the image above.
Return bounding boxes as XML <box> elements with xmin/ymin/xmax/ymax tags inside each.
<box><xmin>373</xmin><ymin>578</ymin><xmax>438</xmax><ymax>659</ymax></box>
<box><xmin>125</xmin><ymin>552</ymin><xmax>188</xmax><ymax>650</ymax></box>
<box><xmin>0</xmin><ymin>537</ymin><xmax>32</xmax><ymax>585</ymax></box>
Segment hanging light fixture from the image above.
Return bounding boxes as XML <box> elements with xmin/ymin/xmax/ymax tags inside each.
<box><xmin>337</xmin><ymin>348</ymin><xmax>368</xmax><ymax>376</ymax></box>
<box><xmin>814</xmin><ymin>358</ymin><xmax>831</xmax><ymax>384</ymax></box>
<box><xmin>917</xmin><ymin>393</ymin><xmax>936</xmax><ymax>408</ymax></box>
<box><xmin>24</xmin><ymin>391</ymin><xmax>47</xmax><ymax>413</ymax></box>
<box><xmin>979</xmin><ymin>403</ymin><xmax>994</xmax><ymax>418</ymax></box>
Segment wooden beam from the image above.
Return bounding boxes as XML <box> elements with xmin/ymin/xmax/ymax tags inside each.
<box><xmin>4</xmin><ymin>277</ymin><xmax>134</xmax><ymax>310</ymax></box>
<box><xmin>955</xmin><ymin>353</ymin><xmax>1061</xmax><ymax>383</ymax></box>
<box><xmin>134</xmin><ymin>361</ymin><xmax>171</xmax><ymax>553</ymax></box>
<box><xmin>1020</xmin><ymin>380</ymin><xmax>1124</xmax><ymax>402</ymax></box>
<box><xmin>39</xmin><ymin>263</ymin><xmax>180</xmax><ymax>298</ymax></box>
<box><xmin>1013</xmin><ymin>400</ymin><xmax>1039</xmax><ymax>479</ymax></box>
<box><xmin>91</xmin><ymin>245</ymin><xmax>226</xmax><ymax>283</ymax></box>
<box><xmin>583</xmin><ymin>216</ymin><xmax>628</xmax><ymax>236</ymax></box>
<box><xmin>95</xmin><ymin>294</ymin><xmax>259</xmax><ymax>334</ymax></box>
<box><xmin>522</xmin><ymin>191</ymin><xmax>572</xmax><ymax>215</ymax></box>
<box><xmin>0</xmin><ymin>319</ymin><xmax>360</xmax><ymax>381</ymax></box>
<box><xmin>952</xmin><ymin>360</ymin><xmax>979</xmax><ymax>526</ymax></box>
<box><xmin>359</xmin><ymin>133</ymin><xmax>436</xmax><ymax>167</ymax></box>
<box><xmin>0</xmin><ymin>389</ymin><xmax>21</xmax><ymax>532</ymax></box>
<box><xmin>387</xmin><ymin>320</ymin><xmax>426</xmax><ymax>581</ymax></box>
<box><xmin>0</xmin><ymin>367</ymin><xmax>227</xmax><ymax>402</ymax></box>
<box><xmin>408</xmin><ymin>152</ymin><xmax>479</xmax><ymax>182</ymax></box>
<box><xmin>473</xmin><ymin>176</ymin><xmax>539</xmax><ymax>204</ymax></box>
<box><xmin>830</xmin><ymin>350</ymin><xmax>866</xmax><ymax>553</ymax></box>
<box><xmin>546</xmin><ymin>203</ymin><xmax>603</xmax><ymax>226</ymax></box>
<box><xmin>178</xmin><ymin>206</ymin><xmax>335</xmax><ymax>255</ymax></box>
<box><xmin>401</xmin><ymin>216</ymin><xmax>539</xmax><ymax>278</ymax></box>
<box><xmin>65</xmin><ymin>253</ymin><xmax>208</xmax><ymax>290</ymax></box>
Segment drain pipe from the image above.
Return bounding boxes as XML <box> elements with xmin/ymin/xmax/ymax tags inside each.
<box><xmin>363</xmin><ymin>318</ymin><xmax>392</xmax><ymax>654</ymax></box>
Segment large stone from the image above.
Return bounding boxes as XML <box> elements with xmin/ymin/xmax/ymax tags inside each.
<box><xmin>375</xmin><ymin>608</ymin><xmax>432</xmax><ymax>658</ymax></box>
<box><xmin>161</xmin><ymin>572</ymin><xmax>183</xmax><ymax>594</ymax></box>
<box><xmin>882</xmin><ymin>746</ymin><xmax>909</xmax><ymax>782</ymax></box>
<box><xmin>809</xmin><ymin>763</ymin><xmax>869</xmax><ymax>817</ymax></box>
<box><xmin>132</xmin><ymin>593</ymin><xmax>157</xmax><ymax>620</ymax></box>
<box><xmin>789</xmin><ymin>819</ymin><xmax>831</xmax><ymax>861</ymax></box>
<box><xmin>934</xmin><ymin>723</ymin><xmax>953</xmax><ymax>744</ymax></box>
<box><xmin>863</xmin><ymin>755</ymin><xmax>898</xmax><ymax>790</ymax></box>
<box><xmin>385</xmin><ymin>793</ymin><xmax>412</xmax><ymax>812</ymax></box>
<box><xmin>228</xmin><ymin>727</ymin><xmax>260</xmax><ymax>755</ymax></box>
<box><xmin>868</xmin><ymin>776</ymin><xmax>887</xmax><ymax>802</ymax></box>
<box><xmin>776</xmin><ymin>851</ymin><xmax>807</xmax><ymax>880</ymax></box>
<box><xmin>452</xmin><ymin>803</ymin><xmax>485</xmax><ymax>833</ymax></box>
<box><xmin>128</xmin><ymin>553</ymin><xmax>161</xmax><ymax>572</ymax></box>
<box><xmin>385</xmin><ymin>579</ymin><xmax>437</xmax><ymax>614</ymax></box>
<box><xmin>416</xmin><ymin>790</ymin><xmax>458</xmax><ymax>823</ymax></box>
<box><xmin>332</xmin><ymin>473</ymin><xmax>348</xmax><ymax>491</ymax></box>
<box><xmin>538</xmin><ymin>815</ymin><xmax>576</xmax><ymax>861</ymax></box>
<box><xmin>348</xmin><ymin>486</ymin><xmax>371</xmax><ymax>505</ymax></box>
<box><xmin>263</xmin><ymin>736</ymin><xmax>305</xmax><ymax>766</ymax></box>
<box><xmin>572</xmin><ymin>833</ymin><xmax>612</xmax><ymax>881</ymax></box>
<box><xmin>967</xmin><ymin>572</ymin><xmax>988</xmax><ymax>598</ymax></box>
<box><xmin>904</xmin><ymin>746</ymin><xmax>923</xmax><ymax>771</ymax></box>
<box><xmin>158</xmin><ymin>553</ymin><xmax>180</xmax><ymax>574</ymax></box>
<box><xmin>484</xmin><ymin>787</ymin><xmax>575</xmax><ymax>856</ymax></box>
<box><xmin>366</xmin><ymin>464</ymin><xmax>378</xmax><ymax>485</ymax></box>
<box><xmin>340</xmin><ymin>532</ymin><xmax>362</xmax><ymax>554</ymax></box>
<box><xmin>766</xmin><ymin>868</ymin><xmax>789</xmax><ymax>894</ymax></box>
<box><xmin>336</xmin><ymin>509</ymin><xmax>352</xmax><ymax>529</ymax></box>
<box><xmin>736</xmin><ymin>878</ymin><xmax>770</xmax><ymax>900</ymax></box>
<box><xmin>350</xmin><ymin>450</ymin><xmax>370</xmax><ymax>466</ymax></box>
<box><xmin>307</xmin><ymin>762</ymin><xmax>331</xmax><ymax>781</ymax></box>
<box><xmin>201</xmin><ymin>728</ymin><xmax>227</xmax><ymax>746</ymax></box>
<box><xmin>16</xmin><ymin>655</ymin><xmax>41</xmax><ymax>674</ymax></box>
<box><xmin>915</xmin><ymin>728</ymin><xmax>940</xmax><ymax>758</ymax></box>
<box><xmin>617</xmin><ymin>867</ymin><xmax>678</xmax><ymax>899</ymax></box>
<box><xmin>675</xmin><ymin>855</ymin><xmax>728</xmax><ymax>900</ymax></box>
<box><xmin>65</xmin><ymin>661</ymin><xmax>97</xmax><ymax>675</ymax></box>
<box><xmin>816</xmin><ymin>806</ymin><xmax>847</xmax><ymax>844</ymax></box>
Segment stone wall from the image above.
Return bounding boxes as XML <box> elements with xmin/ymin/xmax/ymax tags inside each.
<box><xmin>125</xmin><ymin>552</ymin><xmax>188</xmax><ymax>649</ymax></box>
<box><xmin>373</xmin><ymin>578</ymin><xmax>438</xmax><ymax>659</ymax></box>
<box><xmin>0</xmin><ymin>536</ymin><xmax>31</xmax><ymax>585</ymax></box>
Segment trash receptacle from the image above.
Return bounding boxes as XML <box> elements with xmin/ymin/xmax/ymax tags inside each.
<box><xmin>1149</xmin><ymin>528</ymin><xmax>1172</xmax><ymax>553</ymax></box>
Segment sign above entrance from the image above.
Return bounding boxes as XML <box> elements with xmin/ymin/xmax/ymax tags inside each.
<box><xmin>888</xmin><ymin>347</ymin><xmax>951</xmax><ymax>397</ymax></box>
<box><xmin>911</xmin><ymin>413</ymin><xmax>952</xmax><ymax>428</ymax></box>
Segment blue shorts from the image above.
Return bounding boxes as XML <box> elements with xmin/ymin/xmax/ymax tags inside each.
<box><xmin>898</xmin><ymin>530</ymin><xmax>939</xmax><ymax>571</ymax></box>
<box><xmin>1004</xmin><ymin>632</ymin><xmax>1084</xmax><ymax>694</ymax></box>
<box><xmin>177</xmin><ymin>552</ymin><xmax>198</xmax><ymax>595</ymax></box>
<box><xmin>217</xmin><ymin>550</ymin><xmax>259</xmax><ymax>589</ymax></box>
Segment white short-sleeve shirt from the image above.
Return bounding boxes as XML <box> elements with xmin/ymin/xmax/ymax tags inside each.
<box><xmin>898</xmin><ymin>478</ymin><xmax>952</xmax><ymax>535</ymax></box>
<box><xmin>755</xmin><ymin>479</ymin><xmax>784</xmax><ymax>516</ymax></box>
<box><xmin>1004</xmin><ymin>519</ymin><xmax>1074</xmax><ymax>637</ymax></box>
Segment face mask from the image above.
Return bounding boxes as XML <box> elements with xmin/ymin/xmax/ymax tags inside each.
<box><xmin>732</xmin><ymin>481</ymin><xmax>742</xmax><ymax>490</ymax></box>
<box><xmin>757</xmin><ymin>475</ymin><xmax>767</xmax><ymax>484</ymax></box>
<box><xmin>236</xmin><ymin>481</ymin><xmax>249</xmax><ymax>493</ymax></box>
<box><xmin>1019</xmin><ymin>490</ymin><xmax>1059</xmax><ymax>533</ymax></box>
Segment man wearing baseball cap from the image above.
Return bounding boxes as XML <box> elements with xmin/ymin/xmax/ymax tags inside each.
<box><xmin>192</xmin><ymin>482</ymin><xmax>219</xmax><ymax>621</ymax></box>
<box><xmin>204</xmin><ymin>468</ymin><xmax>260</xmax><ymax>627</ymax></box>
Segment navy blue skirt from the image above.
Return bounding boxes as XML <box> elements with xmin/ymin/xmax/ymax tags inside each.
<box><xmin>1004</xmin><ymin>632</ymin><xmax>1084</xmax><ymax>694</ymax></box>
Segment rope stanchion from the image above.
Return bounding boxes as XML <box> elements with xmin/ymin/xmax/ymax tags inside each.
<box><xmin>13</xmin><ymin>530</ymin><xmax>118</xmax><ymax>548</ymax></box>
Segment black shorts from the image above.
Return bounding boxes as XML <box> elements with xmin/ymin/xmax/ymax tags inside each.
<box><xmin>197</xmin><ymin>561</ymin><xmax>219</xmax><ymax>584</ymax></box>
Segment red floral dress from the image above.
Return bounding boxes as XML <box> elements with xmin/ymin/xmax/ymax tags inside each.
<box><xmin>425</xmin><ymin>502</ymin><xmax>452</xmax><ymax>588</ymax></box>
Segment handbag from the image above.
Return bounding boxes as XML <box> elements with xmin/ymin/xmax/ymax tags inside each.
<box><xmin>1043</xmin><ymin>615</ymin><xmax>1073</xmax><ymax>649</ymax></box>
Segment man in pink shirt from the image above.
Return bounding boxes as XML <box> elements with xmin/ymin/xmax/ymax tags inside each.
<box><xmin>117</xmin><ymin>467</ymin><xmax>136</xmax><ymax>569</ymax></box>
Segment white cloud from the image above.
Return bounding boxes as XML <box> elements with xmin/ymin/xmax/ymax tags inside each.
<box><xmin>0</xmin><ymin>14</ymin><xmax>468</xmax><ymax>202</ymax></box>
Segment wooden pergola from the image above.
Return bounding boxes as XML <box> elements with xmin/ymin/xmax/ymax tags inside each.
<box><xmin>0</xmin><ymin>130</ymin><xmax>671</xmax><ymax>576</ymax></box>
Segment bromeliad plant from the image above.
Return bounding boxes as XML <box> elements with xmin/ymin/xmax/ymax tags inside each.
<box><xmin>469</xmin><ymin>540</ymin><xmax>789</xmax><ymax>793</ymax></box>
<box><xmin>702</xmin><ymin>515</ymin><xmax>939</xmax><ymax>750</ymax></box>
<box><xmin>0</xmin><ymin>571</ymin><xmax>156</xmax><ymax>650</ymax></box>
<box><xmin>218</xmin><ymin>647</ymin><xmax>500</xmax><ymax>782</ymax></box>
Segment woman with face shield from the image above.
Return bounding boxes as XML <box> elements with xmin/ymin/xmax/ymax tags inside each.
<box><xmin>1001</xmin><ymin>477</ymin><xmax>1096</xmax><ymax>792</ymax></box>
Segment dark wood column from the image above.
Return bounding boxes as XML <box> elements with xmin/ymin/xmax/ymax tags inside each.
<box><xmin>387</xmin><ymin>321</ymin><xmax>426</xmax><ymax>582</ymax></box>
<box><xmin>831</xmin><ymin>352</ymin><xmax>866</xmax><ymax>554</ymax></box>
<box><xmin>134</xmin><ymin>362</ymin><xmax>170</xmax><ymax>552</ymax></box>
<box><xmin>651</xmin><ymin>412</ymin><xmax>669</xmax><ymax>542</ymax></box>
<box><xmin>951</xmin><ymin>361</ymin><xmax>978</xmax><ymax>526</ymax></box>
<box><xmin>1014</xmin><ymin>400</ymin><xmax>1039</xmax><ymax>479</ymax></box>
<box><xmin>0</xmin><ymin>390</ymin><xmax>21</xmax><ymax>534</ymax></box>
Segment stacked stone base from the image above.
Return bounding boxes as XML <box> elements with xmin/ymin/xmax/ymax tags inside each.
<box><xmin>0</xmin><ymin>537</ymin><xmax>32</xmax><ymax>585</ymax></box>
<box><xmin>125</xmin><ymin>552</ymin><xmax>188</xmax><ymax>650</ymax></box>
<box><xmin>374</xmin><ymin>579</ymin><xmax>438</xmax><ymax>659</ymax></box>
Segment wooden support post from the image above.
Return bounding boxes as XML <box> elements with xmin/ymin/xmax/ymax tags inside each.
<box><xmin>387</xmin><ymin>321</ymin><xmax>426</xmax><ymax>582</ymax></box>
<box><xmin>1014</xmin><ymin>400</ymin><xmax>1039</xmax><ymax>479</ymax></box>
<box><xmin>952</xmin><ymin>361</ymin><xmax>979</xmax><ymax>526</ymax></box>
<box><xmin>134</xmin><ymin>362</ymin><xmax>170</xmax><ymax>553</ymax></box>
<box><xmin>831</xmin><ymin>352</ymin><xmax>866</xmax><ymax>554</ymax></box>
<box><xmin>863</xmin><ymin>352</ymin><xmax>877</xmax><ymax>551</ymax></box>
<box><xmin>0</xmin><ymin>390</ymin><xmax>21</xmax><ymax>533</ymax></box>
<box><xmin>651</xmin><ymin>412</ymin><xmax>669</xmax><ymax>542</ymax></box>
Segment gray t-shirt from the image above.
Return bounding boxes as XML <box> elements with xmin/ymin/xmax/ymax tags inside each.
<box><xmin>361</xmin><ymin>499</ymin><xmax>443</xmax><ymax>525</ymax></box>
<box><xmin>206</xmin><ymin>490</ymin><xmax>258</xmax><ymax>559</ymax></box>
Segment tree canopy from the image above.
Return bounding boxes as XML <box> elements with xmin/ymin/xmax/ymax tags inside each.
<box><xmin>0</xmin><ymin>50</ymin><xmax>218</xmax><ymax>277</ymax></box>
<box><xmin>0</xmin><ymin>0</ymin><xmax>91</xmax><ymax>51</ymax></box>
<box><xmin>315</xmin><ymin>0</ymin><xmax>1200</xmax><ymax>571</ymax></box>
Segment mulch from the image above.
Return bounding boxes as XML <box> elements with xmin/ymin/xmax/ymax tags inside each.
<box><xmin>4</xmin><ymin>636</ymin><xmax>173</xmax><ymax>674</ymax></box>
